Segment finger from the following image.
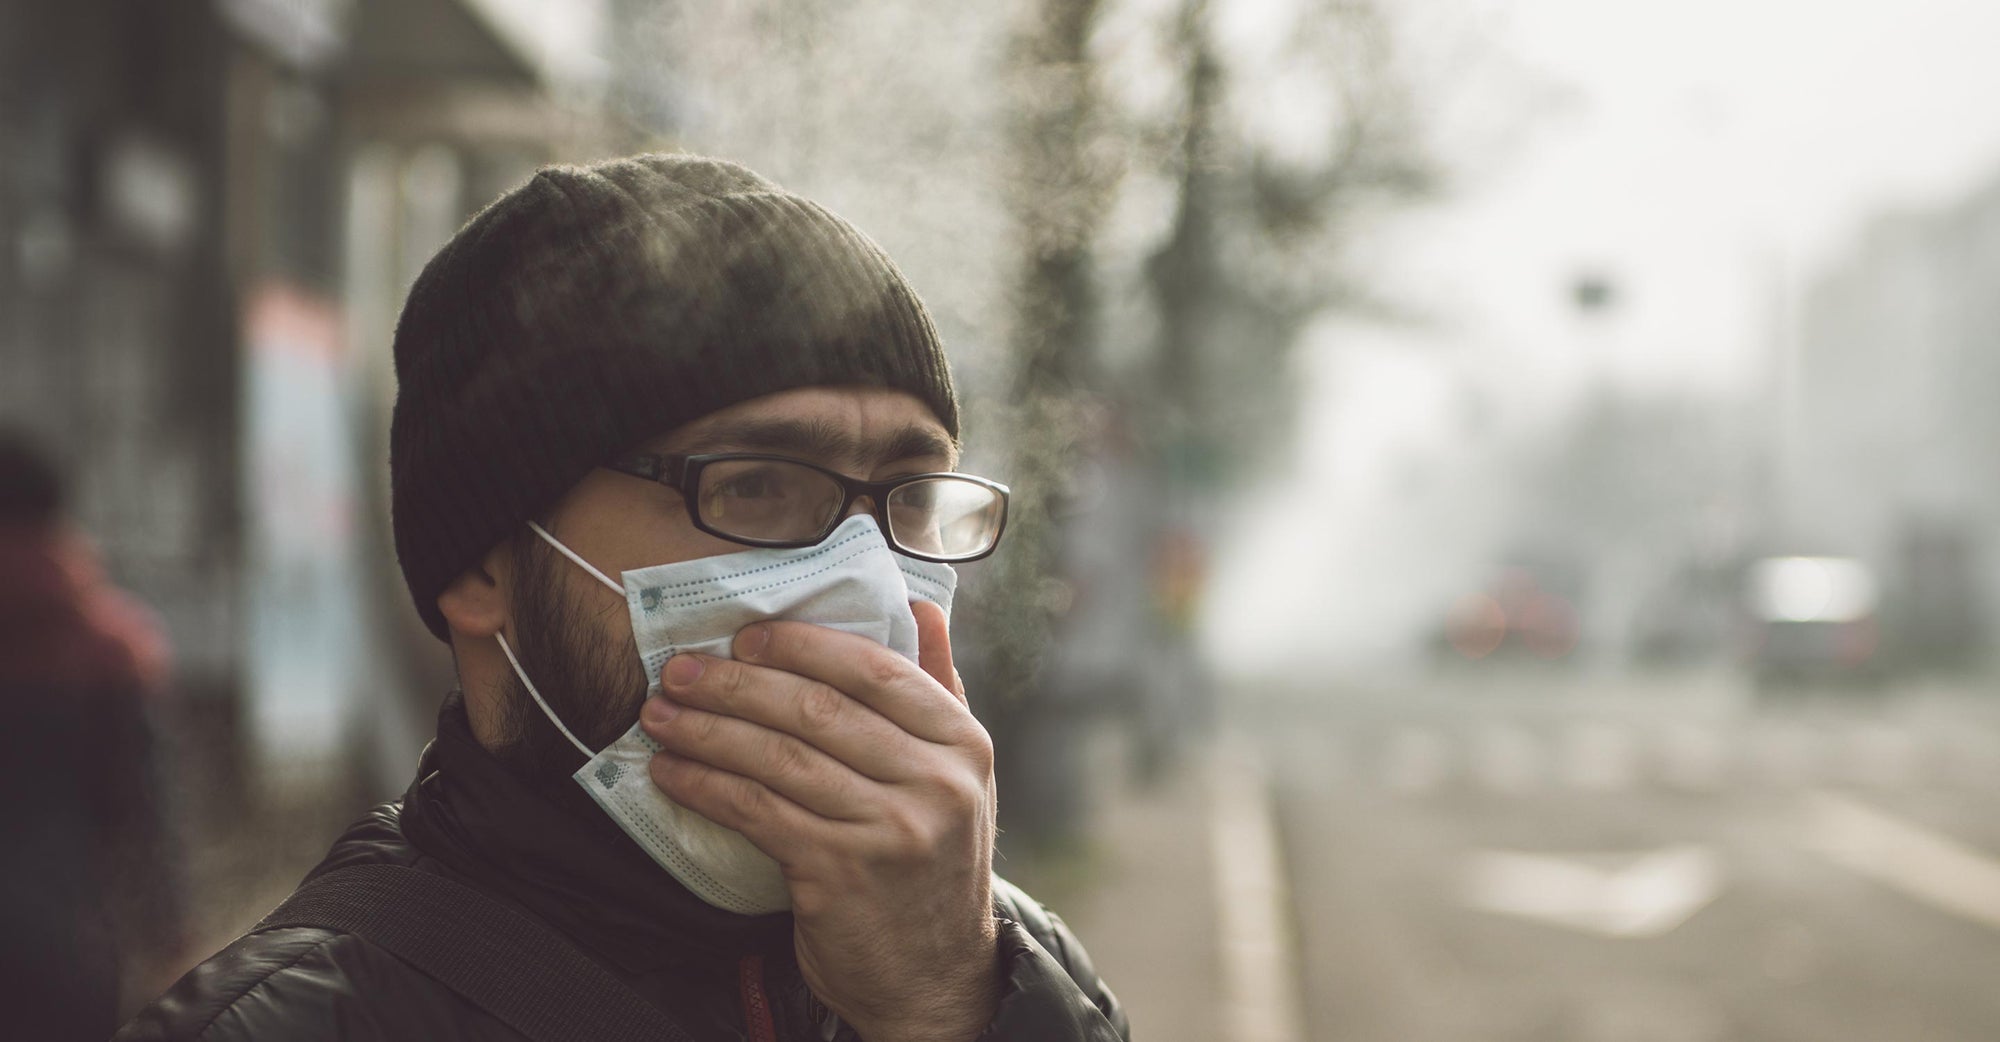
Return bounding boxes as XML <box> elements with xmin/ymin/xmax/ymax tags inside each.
<box><xmin>656</xmin><ymin>655</ymin><xmax>925</xmax><ymax>781</ymax></box>
<box><xmin>641</xmin><ymin>696</ymin><xmax>881</xmax><ymax>820</ymax></box>
<box><xmin>910</xmin><ymin>599</ymin><xmax>965</xmax><ymax>705</ymax></box>
<box><xmin>736</xmin><ymin>622</ymin><xmax>973</xmax><ymax>744</ymax></box>
<box><xmin>647</xmin><ymin>751</ymin><xmax>824</xmax><ymax>866</ymax></box>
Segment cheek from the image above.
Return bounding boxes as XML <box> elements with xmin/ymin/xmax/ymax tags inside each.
<box><xmin>575</xmin><ymin>510</ymin><xmax>750</xmax><ymax>578</ymax></box>
<box><xmin>542</xmin><ymin>470</ymin><xmax>734</xmax><ymax>578</ymax></box>
<box><xmin>642</xmin><ymin>527</ymin><xmax>746</xmax><ymax>568</ymax></box>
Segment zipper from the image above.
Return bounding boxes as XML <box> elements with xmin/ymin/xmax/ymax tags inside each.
<box><xmin>738</xmin><ymin>954</ymin><xmax>779</xmax><ymax>1042</ymax></box>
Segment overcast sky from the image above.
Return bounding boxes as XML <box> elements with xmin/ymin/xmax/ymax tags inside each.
<box><xmin>1205</xmin><ymin>0</ymin><xmax>2000</xmax><ymax>675</ymax></box>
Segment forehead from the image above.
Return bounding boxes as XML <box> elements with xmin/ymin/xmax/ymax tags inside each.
<box><xmin>650</xmin><ymin>386</ymin><xmax>958</xmax><ymax>466</ymax></box>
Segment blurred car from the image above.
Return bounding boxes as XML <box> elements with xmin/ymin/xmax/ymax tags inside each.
<box><xmin>1744</xmin><ymin>556</ymin><xmax>1886</xmax><ymax>690</ymax></box>
<box><xmin>1433</xmin><ymin>564</ymin><xmax>1583</xmax><ymax>667</ymax></box>
<box><xmin>1888</xmin><ymin>520</ymin><xmax>1986</xmax><ymax>674</ymax></box>
<box><xmin>1632</xmin><ymin>555</ymin><xmax>1744</xmax><ymax>668</ymax></box>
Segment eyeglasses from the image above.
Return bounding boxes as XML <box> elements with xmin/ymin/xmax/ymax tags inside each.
<box><xmin>603</xmin><ymin>452</ymin><xmax>1010</xmax><ymax>563</ymax></box>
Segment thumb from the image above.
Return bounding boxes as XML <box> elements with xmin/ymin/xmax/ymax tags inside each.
<box><xmin>910</xmin><ymin>599</ymin><xmax>964</xmax><ymax>703</ymax></box>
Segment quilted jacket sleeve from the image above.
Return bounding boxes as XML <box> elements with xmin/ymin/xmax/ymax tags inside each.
<box><xmin>111</xmin><ymin>926</ymin><xmax>524</xmax><ymax>1042</ymax></box>
<box><xmin>978</xmin><ymin>877</ymin><xmax>1131</xmax><ymax>1041</ymax></box>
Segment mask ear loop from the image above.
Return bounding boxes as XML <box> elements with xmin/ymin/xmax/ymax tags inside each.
<box><xmin>528</xmin><ymin>520</ymin><xmax>624</xmax><ymax>595</ymax></box>
<box><xmin>496</xmin><ymin>631</ymin><xmax>595</xmax><ymax>760</ymax></box>
<box><xmin>495</xmin><ymin>522</ymin><xmax>624</xmax><ymax>761</ymax></box>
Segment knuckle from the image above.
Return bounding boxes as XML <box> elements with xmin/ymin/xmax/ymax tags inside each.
<box><xmin>767</xmin><ymin>733</ymin><xmax>816</xmax><ymax>782</ymax></box>
<box><xmin>933</xmin><ymin>769</ymin><xmax>984</xmax><ymax>816</ymax></box>
<box><xmin>860</xmin><ymin>648</ymin><xmax>906</xmax><ymax>690</ymax></box>
<box><xmin>959</xmin><ymin>721</ymin><xmax>996</xmax><ymax>771</ymax></box>
<box><xmin>795</xmin><ymin>683</ymin><xmax>847</xmax><ymax>732</ymax></box>
<box><xmin>879</xmin><ymin>805</ymin><xmax>938</xmax><ymax>860</ymax></box>
<box><xmin>727</xmin><ymin>775</ymin><xmax>770</xmax><ymax>820</ymax></box>
<box><xmin>911</xmin><ymin>749</ymin><xmax>988</xmax><ymax>817</ymax></box>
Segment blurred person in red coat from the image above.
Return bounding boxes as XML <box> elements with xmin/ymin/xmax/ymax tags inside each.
<box><xmin>0</xmin><ymin>428</ymin><xmax>187</xmax><ymax>1041</ymax></box>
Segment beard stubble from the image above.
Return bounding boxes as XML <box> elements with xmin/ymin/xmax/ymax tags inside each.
<box><xmin>490</xmin><ymin>531</ymin><xmax>650</xmax><ymax>787</ymax></box>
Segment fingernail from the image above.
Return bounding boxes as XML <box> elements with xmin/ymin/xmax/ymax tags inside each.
<box><xmin>738</xmin><ymin>623</ymin><xmax>770</xmax><ymax>660</ymax></box>
<box><xmin>642</xmin><ymin>695</ymin><xmax>680</xmax><ymax>726</ymax></box>
<box><xmin>664</xmin><ymin>654</ymin><xmax>704</xmax><ymax>687</ymax></box>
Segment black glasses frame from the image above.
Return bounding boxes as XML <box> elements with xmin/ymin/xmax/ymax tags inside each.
<box><xmin>603</xmin><ymin>452</ymin><xmax>1011</xmax><ymax>563</ymax></box>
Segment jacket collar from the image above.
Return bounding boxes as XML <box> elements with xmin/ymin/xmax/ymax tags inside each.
<box><xmin>397</xmin><ymin>695</ymin><xmax>796</xmax><ymax>973</ymax></box>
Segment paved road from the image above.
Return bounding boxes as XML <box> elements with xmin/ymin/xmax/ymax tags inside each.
<box><xmin>1249</xmin><ymin>671</ymin><xmax>2000</xmax><ymax>1042</ymax></box>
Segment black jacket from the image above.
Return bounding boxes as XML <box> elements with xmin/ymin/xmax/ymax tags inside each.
<box><xmin>117</xmin><ymin>700</ymin><xmax>1128</xmax><ymax>1042</ymax></box>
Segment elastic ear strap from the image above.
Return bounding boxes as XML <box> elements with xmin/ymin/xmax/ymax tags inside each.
<box><xmin>528</xmin><ymin>521</ymin><xmax>624</xmax><ymax>595</ymax></box>
<box><xmin>496</xmin><ymin>632</ymin><xmax>595</xmax><ymax>760</ymax></box>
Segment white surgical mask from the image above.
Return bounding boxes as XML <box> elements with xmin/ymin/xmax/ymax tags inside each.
<box><xmin>496</xmin><ymin>513</ymin><xmax>957</xmax><ymax>915</ymax></box>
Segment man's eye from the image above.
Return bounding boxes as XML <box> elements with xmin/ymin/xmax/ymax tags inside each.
<box><xmin>699</xmin><ymin>461</ymin><xmax>846</xmax><ymax>537</ymax></box>
<box><xmin>716</xmin><ymin>470</ymin><xmax>788</xmax><ymax>499</ymax></box>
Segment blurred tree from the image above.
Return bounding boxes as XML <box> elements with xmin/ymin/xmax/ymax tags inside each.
<box><xmin>966</xmin><ymin>0</ymin><xmax>1441</xmax><ymax>827</ymax></box>
<box><xmin>1145</xmin><ymin>0</ymin><xmax>1432</xmax><ymax>492</ymax></box>
<box><xmin>963</xmin><ymin>0</ymin><xmax>1116</xmax><ymax>712</ymax></box>
<box><xmin>972</xmin><ymin>0</ymin><xmax>1437</xmax><ymax>688</ymax></box>
<box><xmin>1068</xmin><ymin>0</ymin><xmax>1435</xmax><ymax>776</ymax></box>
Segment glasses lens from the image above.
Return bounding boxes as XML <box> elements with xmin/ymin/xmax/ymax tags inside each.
<box><xmin>696</xmin><ymin>458</ymin><xmax>844</xmax><ymax>543</ymax></box>
<box><xmin>887</xmin><ymin>478</ymin><xmax>1006</xmax><ymax>559</ymax></box>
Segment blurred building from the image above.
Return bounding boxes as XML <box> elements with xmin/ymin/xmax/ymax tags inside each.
<box><xmin>0</xmin><ymin>0</ymin><xmax>607</xmax><ymax>813</ymax></box>
<box><xmin>1783</xmin><ymin>174</ymin><xmax>2000</xmax><ymax>670</ymax></box>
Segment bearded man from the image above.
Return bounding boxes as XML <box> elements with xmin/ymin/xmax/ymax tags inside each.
<box><xmin>118</xmin><ymin>154</ymin><xmax>1127</xmax><ymax>1042</ymax></box>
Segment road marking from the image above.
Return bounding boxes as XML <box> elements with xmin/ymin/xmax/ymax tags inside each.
<box><xmin>1805</xmin><ymin>791</ymin><xmax>2000</xmax><ymax>931</ymax></box>
<box><xmin>1330</xmin><ymin>715</ymin><xmax>1998</xmax><ymax>799</ymax></box>
<box><xmin>1460</xmin><ymin>844</ymin><xmax>1722</xmax><ymax>938</ymax></box>
<box><xmin>1211</xmin><ymin>738</ymin><xmax>1308</xmax><ymax>1042</ymax></box>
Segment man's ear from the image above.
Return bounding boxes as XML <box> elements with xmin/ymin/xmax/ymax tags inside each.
<box><xmin>437</xmin><ymin>542</ymin><xmax>513</xmax><ymax>640</ymax></box>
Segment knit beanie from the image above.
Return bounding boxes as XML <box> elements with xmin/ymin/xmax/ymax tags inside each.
<box><xmin>389</xmin><ymin>154</ymin><xmax>958</xmax><ymax>641</ymax></box>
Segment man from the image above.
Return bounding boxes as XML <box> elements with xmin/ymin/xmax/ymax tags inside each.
<box><xmin>119</xmin><ymin>154</ymin><xmax>1128</xmax><ymax>1041</ymax></box>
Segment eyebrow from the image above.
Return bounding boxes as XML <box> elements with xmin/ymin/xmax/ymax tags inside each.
<box><xmin>672</xmin><ymin>416</ymin><xmax>959</xmax><ymax>468</ymax></box>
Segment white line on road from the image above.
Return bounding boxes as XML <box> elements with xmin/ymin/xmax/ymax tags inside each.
<box><xmin>1460</xmin><ymin>844</ymin><xmax>1723</xmax><ymax>938</ymax></box>
<box><xmin>1211</xmin><ymin>738</ymin><xmax>1308</xmax><ymax>1042</ymax></box>
<box><xmin>1805</xmin><ymin>791</ymin><xmax>2000</xmax><ymax>932</ymax></box>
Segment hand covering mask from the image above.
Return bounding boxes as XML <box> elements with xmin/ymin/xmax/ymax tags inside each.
<box><xmin>496</xmin><ymin>513</ymin><xmax>958</xmax><ymax>915</ymax></box>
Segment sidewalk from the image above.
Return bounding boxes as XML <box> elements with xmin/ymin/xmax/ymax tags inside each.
<box><xmin>1003</xmin><ymin>726</ymin><xmax>1260</xmax><ymax>1042</ymax></box>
